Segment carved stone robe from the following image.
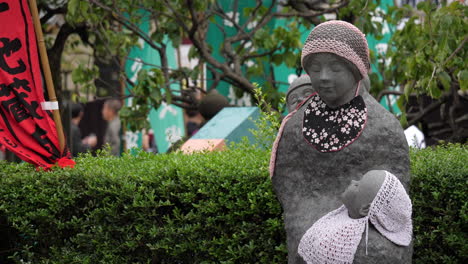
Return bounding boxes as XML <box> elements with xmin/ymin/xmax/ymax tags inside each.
<box><xmin>271</xmin><ymin>91</ymin><xmax>412</xmax><ymax>264</ymax></box>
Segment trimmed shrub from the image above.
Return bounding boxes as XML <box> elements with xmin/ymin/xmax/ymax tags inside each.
<box><xmin>0</xmin><ymin>146</ymin><xmax>286</xmax><ymax>263</ymax></box>
<box><xmin>0</xmin><ymin>144</ymin><xmax>466</xmax><ymax>263</ymax></box>
<box><xmin>410</xmin><ymin>144</ymin><xmax>467</xmax><ymax>264</ymax></box>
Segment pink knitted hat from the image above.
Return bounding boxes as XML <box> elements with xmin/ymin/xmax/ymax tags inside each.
<box><xmin>301</xmin><ymin>20</ymin><xmax>370</xmax><ymax>79</ymax></box>
<box><xmin>298</xmin><ymin>171</ymin><xmax>412</xmax><ymax>264</ymax></box>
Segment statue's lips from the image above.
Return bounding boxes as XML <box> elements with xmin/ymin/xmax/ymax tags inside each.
<box><xmin>319</xmin><ymin>86</ymin><xmax>334</xmax><ymax>92</ymax></box>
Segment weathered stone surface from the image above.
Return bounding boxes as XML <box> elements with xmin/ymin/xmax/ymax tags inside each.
<box><xmin>354</xmin><ymin>230</ymin><xmax>413</xmax><ymax>263</ymax></box>
<box><xmin>271</xmin><ymin>91</ymin><xmax>411</xmax><ymax>263</ymax></box>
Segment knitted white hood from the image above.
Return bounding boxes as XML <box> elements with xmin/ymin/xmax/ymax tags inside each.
<box><xmin>298</xmin><ymin>171</ymin><xmax>412</xmax><ymax>264</ymax></box>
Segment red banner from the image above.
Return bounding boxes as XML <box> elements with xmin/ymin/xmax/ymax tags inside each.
<box><xmin>0</xmin><ymin>0</ymin><xmax>73</xmax><ymax>169</ymax></box>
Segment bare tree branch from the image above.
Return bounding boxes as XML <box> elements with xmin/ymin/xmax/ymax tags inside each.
<box><xmin>276</xmin><ymin>0</ymin><xmax>349</xmax><ymax>18</ymax></box>
<box><xmin>243</xmin><ymin>47</ymin><xmax>280</xmax><ymax>62</ymax></box>
<box><xmin>376</xmin><ymin>90</ymin><xmax>404</xmax><ymax>103</ymax></box>
<box><xmin>39</xmin><ymin>4</ymin><xmax>67</xmax><ymax>24</ymax></box>
<box><xmin>407</xmin><ymin>94</ymin><xmax>450</xmax><ymax>127</ymax></box>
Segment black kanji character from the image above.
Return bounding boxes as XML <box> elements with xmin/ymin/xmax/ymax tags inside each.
<box><xmin>0</xmin><ymin>78</ymin><xmax>31</xmax><ymax>97</ymax></box>
<box><xmin>0</xmin><ymin>38</ymin><xmax>26</xmax><ymax>75</ymax></box>
<box><xmin>2</xmin><ymin>93</ymin><xmax>42</xmax><ymax>123</ymax></box>
<box><xmin>3</xmin><ymin>137</ymin><xmax>17</xmax><ymax>148</ymax></box>
<box><xmin>0</xmin><ymin>2</ymin><xmax>9</xmax><ymax>13</ymax></box>
<box><xmin>32</xmin><ymin>125</ymin><xmax>60</xmax><ymax>158</ymax></box>
<box><xmin>0</xmin><ymin>83</ymin><xmax>7</xmax><ymax>97</ymax></box>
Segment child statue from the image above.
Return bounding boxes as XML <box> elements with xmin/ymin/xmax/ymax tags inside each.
<box><xmin>270</xmin><ymin>20</ymin><xmax>411</xmax><ymax>263</ymax></box>
<box><xmin>298</xmin><ymin>170</ymin><xmax>412</xmax><ymax>263</ymax></box>
<box><xmin>286</xmin><ymin>75</ymin><xmax>315</xmax><ymax>112</ymax></box>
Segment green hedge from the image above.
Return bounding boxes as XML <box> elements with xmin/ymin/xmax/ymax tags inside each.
<box><xmin>410</xmin><ymin>144</ymin><xmax>467</xmax><ymax>264</ymax></box>
<box><xmin>0</xmin><ymin>146</ymin><xmax>286</xmax><ymax>264</ymax></box>
<box><xmin>0</xmin><ymin>144</ymin><xmax>466</xmax><ymax>263</ymax></box>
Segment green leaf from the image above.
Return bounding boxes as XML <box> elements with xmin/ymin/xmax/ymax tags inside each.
<box><xmin>399</xmin><ymin>111</ymin><xmax>408</xmax><ymax>129</ymax></box>
<box><xmin>271</xmin><ymin>54</ymin><xmax>282</xmax><ymax>66</ymax></box>
<box><xmin>438</xmin><ymin>71</ymin><xmax>451</xmax><ymax>91</ymax></box>
<box><xmin>188</xmin><ymin>46</ymin><xmax>199</xmax><ymax>60</ymax></box>
<box><xmin>397</xmin><ymin>96</ymin><xmax>406</xmax><ymax>112</ymax></box>
<box><xmin>151</xmin><ymin>31</ymin><xmax>164</xmax><ymax>43</ymax></box>
<box><xmin>170</xmin><ymin>34</ymin><xmax>181</xmax><ymax>48</ymax></box>
<box><xmin>417</xmin><ymin>1</ymin><xmax>432</xmax><ymax>14</ymax></box>
<box><xmin>119</xmin><ymin>107</ymin><xmax>132</xmax><ymax>118</ymax></box>
<box><xmin>150</xmin><ymin>89</ymin><xmax>162</xmax><ymax>104</ymax></box>
<box><xmin>68</xmin><ymin>0</ymin><xmax>79</xmax><ymax>17</ymax></box>
<box><xmin>79</xmin><ymin>1</ymin><xmax>89</xmax><ymax>15</ymax></box>
<box><xmin>404</xmin><ymin>82</ymin><xmax>413</xmax><ymax>99</ymax></box>
<box><xmin>429</xmin><ymin>80</ymin><xmax>441</xmax><ymax>98</ymax></box>
<box><xmin>457</xmin><ymin>70</ymin><xmax>468</xmax><ymax>91</ymax></box>
<box><xmin>284</xmin><ymin>51</ymin><xmax>296</xmax><ymax>68</ymax></box>
<box><xmin>71</xmin><ymin>69</ymin><xmax>81</xmax><ymax>83</ymax></box>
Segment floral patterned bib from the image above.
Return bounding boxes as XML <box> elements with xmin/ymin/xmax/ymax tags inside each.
<box><xmin>302</xmin><ymin>93</ymin><xmax>367</xmax><ymax>152</ymax></box>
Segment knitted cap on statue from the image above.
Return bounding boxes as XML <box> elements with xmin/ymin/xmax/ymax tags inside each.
<box><xmin>298</xmin><ymin>172</ymin><xmax>412</xmax><ymax>264</ymax></box>
<box><xmin>301</xmin><ymin>20</ymin><xmax>370</xmax><ymax>78</ymax></box>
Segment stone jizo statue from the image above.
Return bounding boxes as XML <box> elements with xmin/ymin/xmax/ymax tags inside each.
<box><xmin>298</xmin><ymin>170</ymin><xmax>413</xmax><ymax>264</ymax></box>
<box><xmin>286</xmin><ymin>75</ymin><xmax>315</xmax><ymax>112</ymax></box>
<box><xmin>270</xmin><ymin>20</ymin><xmax>411</xmax><ymax>263</ymax></box>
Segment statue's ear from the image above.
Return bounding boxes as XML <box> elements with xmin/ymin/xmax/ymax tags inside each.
<box><xmin>359</xmin><ymin>203</ymin><xmax>371</xmax><ymax>217</ymax></box>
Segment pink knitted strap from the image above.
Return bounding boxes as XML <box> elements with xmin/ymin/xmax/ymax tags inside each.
<box><xmin>355</xmin><ymin>80</ymin><xmax>362</xmax><ymax>97</ymax></box>
<box><xmin>269</xmin><ymin>110</ymin><xmax>296</xmax><ymax>178</ymax></box>
<box><xmin>365</xmin><ymin>218</ymin><xmax>369</xmax><ymax>255</ymax></box>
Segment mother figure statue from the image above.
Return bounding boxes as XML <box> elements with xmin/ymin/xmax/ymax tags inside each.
<box><xmin>270</xmin><ymin>21</ymin><xmax>412</xmax><ymax>263</ymax></box>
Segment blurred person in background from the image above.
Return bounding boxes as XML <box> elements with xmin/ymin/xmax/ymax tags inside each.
<box><xmin>102</xmin><ymin>99</ymin><xmax>122</xmax><ymax>156</ymax></box>
<box><xmin>185</xmin><ymin>109</ymin><xmax>203</xmax><ymax>137</ymax></box>
<box><xmin>142</xmin><ymin>128</ymin><xmax>158</xmax><ymax>153</ymax></box>
<box><xmin>70</xmin><ymin>103</ymin><xmax>97</xmax><ymax>157</ymax></box>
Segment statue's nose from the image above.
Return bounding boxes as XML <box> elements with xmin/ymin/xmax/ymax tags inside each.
<box><xmin>319</xmin><ymin>67</ymin><xmax>332</xmax><ymax>81</ymax></box>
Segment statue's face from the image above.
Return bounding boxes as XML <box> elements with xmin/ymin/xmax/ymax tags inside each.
<box><xmin>286</xmin><ymin>84</ymin><xmax>314</xmax><ymax>112</ymax></box>
<box><xmin>340</xmin><ymin>170</ymin><xmax>386</xmax><ymax>219</ymax></box>
<box><xmin>303</xmin><ymin>53</ymin><xmax>358</xmax><ymax>108</ymax></box>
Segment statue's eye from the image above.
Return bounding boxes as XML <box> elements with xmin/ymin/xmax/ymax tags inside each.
<box><xmin>310</xmin><ymin>66</ymin><xmax>320</xmax><ymax>72</ymax></box>
<box><xmin>331</xmin><ymin>64</ymin><xmax>343</xmax><ymax>72</ymax></box>
<box><xmin>302</xmin><ymin>89</ymin><xmax>314</xmax><ymax>97</ymax></box>
<box><xmin>288</xmin><ymin>95</ymin><xmax>298</xmax><ymax>105</ymax></box>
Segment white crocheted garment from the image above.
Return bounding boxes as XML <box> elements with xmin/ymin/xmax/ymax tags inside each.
<box><xmin>369</xmin><ymin>171</ymin><xmax>413</xmax><ymax>246</ymax></box>
<box><xmin>298</xmin><ymin>171</ymin><xmax>412</xmax><ymax>264</ymax></box>
<box><xmin>298</xmin><ymin>205</ymin><xmax>366</xmax><ymax>264</ymax></box>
